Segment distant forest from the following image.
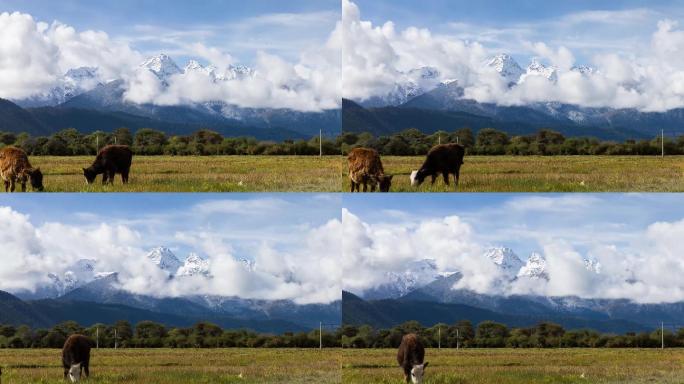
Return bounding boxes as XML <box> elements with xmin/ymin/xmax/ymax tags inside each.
<box><xmin>1</xmin><ymin>127</ymin><xmax>682</xmax><ymax>156</ymax></box>
<box><xmin>0</xmin><ymin>321</ymin><xmax>341</xmax><ymax>349</ymax></box>
<box><xmin>342</xmin><ymin>321</ymin><xmax>684</xmax><ymax>349</ymax></box>
<box><xmin>341</xmin><ymin>128</ymin><xmax>684</xmax><ymax>156</ymax></box>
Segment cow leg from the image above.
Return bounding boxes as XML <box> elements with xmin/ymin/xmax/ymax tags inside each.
<box><xmin>362</xmin><ymin>182</ymin><xmax>367</xmax><ymax>192</ymax></box>
<box><xmin>9</xmin><ymin>179</ymin><xmax>15</xmax><ymax>192</ymax></box>
<box><xmin>64</xmin><ymin>367</ymin><xmax>69</xmax><ymax>379</ymax></box>
<box><xmin>101</xmin><ymin>172</ymin><xmax>109</xmax><ymax>185</ymax></box>
<box><xmin>442</xmin><ymin>171</ymin><xmax>450</xmax><ymax>186</ymax></box>
<box><xmin>350</xmin><ymin>180</ymin><xmax>356</xmax><ymax>193</ymax></box>
<box><xmin>3</xmin><ymin>180</ymin><xmax>8</xmax><ymax>192</ymax></box>
<box><xmin>21</xmin><ymin>181</ymin><xmax>26</xmax><ymax>192</ymax></box>
<box><xmin>454</xmin><ymin>168</ymin><xmax>460</xmax><ymax>187</ymax></box>
<box><xmin>430</xmin><ymin>174</ymin><xmax>437</xmax><ymax>184</ymax></box>
<box><xmin>370</xmin><ymin>183</ymin><xmax>376</xmax><ymax>192</ymax></box>
<box><xmin>109</xmin><ymin>171</ymin><xmax>117</xmax><ymax>184</ymax></box>
<box><xmin>122</xmin><ymin>169</ymin><xmax>129</xmax><ymax>184</ymax></box>
<box><xmin>83</xmin><ymin>360</ymin><xmax>89</xmax><ymax>377</ymax></box>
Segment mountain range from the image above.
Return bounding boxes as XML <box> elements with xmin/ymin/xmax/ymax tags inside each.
<box><xmin>344</xmin><ymin>247</ymin><xmax>681</xmax><ymax>333</ymax></box>
<box><xmin>343</xmin><ymin>54</ymin><xmax>684</xmax><ymax>140</ymax></box>
<box><xmin>2</xmin><ymin>246</ymin><xmax>339</xmax><ymax>332</ymax></box>
<box><xmin>1</xmin><ymin>54</ymin><xmax>340</xmax><ymax>140</ymax></box>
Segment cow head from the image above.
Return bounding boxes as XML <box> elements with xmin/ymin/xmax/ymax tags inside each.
<box><xmin>28</xmin><ymin>168</ymin><xmax>44</xmax><ymax>191</ymax></box>
<box><xmin>83</xmin><ymin>168</ymin><xmax>97</xmax><ymax>184</ymax></box>
<box><xmin>410</xmin><ymin>362</ymin><xmax>428</xmax><ymax>384</ymax></box>
<box><xmin>68</xmin><ymin>363</ymin><xmax>81</xmax><ymax>382</ymax></box>
<box><xmin>410</xmin><ymin>169</ymin><xmax>427</xmax><ymax>187</ymax></box>
<box><xmin>378</xmin><ymin>174</ymin><xmax>393</xmax><ymax>192</ymax></box>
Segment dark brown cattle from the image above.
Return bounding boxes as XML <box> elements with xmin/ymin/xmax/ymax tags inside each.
<box><xmin>347</xmin><ymin>147</ymin><xmax>393</xmax><ymax>192</ymax></box>
<box><xmin>62</xmin><ymin>334</ymin><xmax>93</xmax><ymax>382</ymax></box>
<box><xmin>0</xmin><ymin>146</ymin><xmax>43</xmax><ymax>192</ymax></box>
<box><xmin>410</xmin><ymin>143</ymin><xmax>464</xmax><ymax>189</ymax></box>
<box><xmin>83</xmin><ymin>145</ymin><xmax>133</xmax><ymax>185</ymax></box>
<box><xmin>397</xmin><ymin>333</ymin><xmax>428</xmax><ymax>383</ymax></box>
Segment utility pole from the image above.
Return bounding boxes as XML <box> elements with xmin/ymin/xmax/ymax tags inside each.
<box><xmin>661</xmin><ymin>130</ymin><xmax>665</xmax><ymax>158</ymax></box>
<box><xmin>662</xmin><ymin>322</ymin><xmax>665</xmax><ymax>349</ymax></box>
<box><xmin>114</xmin><ymin>329</ymin><xmax>118</xmax><ymax>350</ymax></box>
<box><xmin>438</xmin><ymin>326</ymin><xmax>441</xmax><ymax>349</ymax></box>
<box><xmin>319</xmin><ymin>322</ymin><xmax>323</xmax><ymax>350</ymax></box>
<box><xmin>456</xmin><ymin>328</ymin><xmax>460</xmax><ymax>350</ymax></box>
<box><xmin>96</xmin><ymin>327</ymin><xmax>99</xmax><ymax>349</ymax></box>
<box><xmin>438</xmin><ymin>134</ymin><xmax>441</xmax><ymax>145</ymax></box>
<box><xmin>96</xmin><ymin>135</ymin><xmax>99</xmax><ymax>151</ymax></box>
<box><xmin>319</xmin><ymin>129</ymin><xmax>323</xmax><ymax>158</ymax></box>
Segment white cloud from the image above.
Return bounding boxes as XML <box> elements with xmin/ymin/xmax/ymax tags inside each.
<box><xmin>343</xmin><ymin>1</ymin><xmax>684</xmax><ymax>112</ymax></box>
<box><xmin>0</xmin><ymin>206</ymin><xmax>340</xmax><ymax>305</ymax></box>
<box><xmin>0</xmin><ymin>11</ymin><xmax>339</xmax><ymax>111</ymax></box>
<box><xmin>343</xmin><ymin>207</ymin><xmax>684</xmax><ymax>304</ymax></box>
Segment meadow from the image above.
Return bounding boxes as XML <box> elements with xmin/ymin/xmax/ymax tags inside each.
<box><xmin>0</xmin><ymin>348</ymin><xmax>341</xmax><ymax>384</ymax></box>
<box><xmin>349</xmin><ymin>155</ymin><xmax>684</xmax><ymax>192</ymax></box>
<box><xmin>342</xmin><ymin>348</ymin><xmax>684</xmax><ymax>384</ymax></box>
<box><xmin>24</xmin><ymin>156</ymin><xmax>342</xmax><ymax>192</ymax></box>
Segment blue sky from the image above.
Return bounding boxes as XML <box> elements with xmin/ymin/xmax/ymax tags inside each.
<box><xmin>0</xmin><ymin>193</ymin><xmax>340</xmax><ymax>260</ymax></box>
<box><xmin>352</xmin><ymin>0</ymin><xmax>684</xmax><ymax>65</ymax></box>
<box><xmin>0</xmin><ymin>0</ymin><xmax>339</xmax><ymax>65</ymax></box>
<box><xmin>343</xmin><ymin>193</ymin><xmax>684</xmax><ymax>259</ymax></box>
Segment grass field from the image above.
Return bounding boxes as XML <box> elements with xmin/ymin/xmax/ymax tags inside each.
<box><xmin>345</xmin><ymin>156</ymin><xmax>684</xmax><ymax>192</ymax></box>
<box><xmin>342</xmin><ymin>348</ymin><xmax>684</xmax><ymax>384</ymax></box>
<box><xmin>0</xmin><ymin>348</ymin><xmax>341</xmax><ymax>384</ymax></box>
<box><xmin>20</xmin><ymin>156</ymin><xmax>342</xmax><ymax>192</ymax></box>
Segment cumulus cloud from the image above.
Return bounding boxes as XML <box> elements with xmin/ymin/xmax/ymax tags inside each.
<box><xmin>343</xmin><ymin>0</ymin><xmax>684</xmax><ymax>112</ymax></box>
<box><xmin>0</xmin><ymin>11</ymin><xmax>339</xmax><ymax>111</ymax></box>
<box><xmin>343</xmin><ymin>207</ymin><xmax>684</xmax><ymax>304</ymax></box>
<box><xmin>0</xmin><ymin>206</ymin><xmax>340</xmax><ymax>305</ymax></box>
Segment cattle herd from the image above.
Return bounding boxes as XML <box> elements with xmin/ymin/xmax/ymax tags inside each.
<box><xmin>348</xmin><ymin>143</ymin><xmax>465</xmax><ymax>192</ymax></box>
<box><xmin>0</xmin><ymin>145</ymin><xmax>133</xmax><ymax>192</ymax></box>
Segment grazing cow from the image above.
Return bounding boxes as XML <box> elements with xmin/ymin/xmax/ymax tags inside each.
<box><xmin>347</xmin><ymin>147</ymin><xmax>393</xmax><ymax>192</ymax></box>
<box><xmin>410</xmin><ymin>143</ymin><xmax>464</xmax><ymax>189</ymax></box>
<box><xmin>62</xmin><ymin>334</ymin><xmax>93</xmax><ymax>382</ymax></box>
<box><xmin>397</xmin><ymin>333</ymin><xmax>428</xmax><ymax>383</ymax></box>
<box><xmin>83</xmin><ymin>145</ymin><xmax>133</xmax><ymax>185</ymax></box>
<box><xmin>0</xmin><ymin>146</ymin><xmax>43</xmax><ymax>192</ymax></box>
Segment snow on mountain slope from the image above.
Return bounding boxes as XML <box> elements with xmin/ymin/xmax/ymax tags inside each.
<box><xmin>518</xmin><ymin>252</ymin><xmax>549</xmax><ymax>280</ymax></box>
<box><xmin>146</xmin><ymin>246</ymin><xmax>182</xmax><ymax>275</ymax></box>
<box><xmin>484</xmin><ymin>247</ymin><xmax>524</xmax><ymax>279</ymax></box>
<box><xmin>176</xmin><ymin>253</ymin><xmax>211</xmax><ymax>277</ymax></box>
<box><xmin>521</xmin><ymin>60</ymin><xmax>558</xmax><ymax>82</ymax></box>
<box><xmin>140</xmin><ymin>54</ymin><xmax>183</xmax><ymax>82</ymax></box>
<box><xmin>14</xmin><ymin>67</ymin><xmax>101</xmax><ymax>107</ymax></box>
<box><xmin>487</xmin><ymin>54</ymin><xmax>524</xmax><ymax>86</ymax></box>
<box><xmin>362</xmin><ymin>259</ymin><xmax>442</xmax><ymax>299</ymax></box>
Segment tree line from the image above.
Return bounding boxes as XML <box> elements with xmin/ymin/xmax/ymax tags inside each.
<box><xmin>342</xmin><ymin>321</ymin><xmax>684</xmax><ymax>349</ymax></box>
<box><xmin>341</xmin><ymin>128</ymin><xmax>684</xmax><ymax>156</ymax></box>
<box><xmin>0</xmin><ymin>128</ymin><xmax>340</xmax><ymax>156</ymax></box>
<box><xmin>0</xmin><ymin>321</ymin><xmax>341</xmax><ymax>349</ymax></box>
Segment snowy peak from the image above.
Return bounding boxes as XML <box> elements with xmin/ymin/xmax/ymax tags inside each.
<box><xmin>147</xmin><ymin>246</ymin><xmax>182</xmax><ymax>274</ymax></box>
<box><xmin>485</xmin><ymin>247</ymin><xmax>524</xmax><ymax>276</ymax></box>
<box><xmin>141</xmin><ymin>54</ymin><xmax>182</xmax><ymax>80</ymax></box>
<box><xmin>523</xmin><ymin>60</ymin><xmax>558</xmax><ymax>82</ymax></box>
<box><xmin>362</xmin><ymin>259</ymin><xmax>441</xmax><ymax>299</ymax></box>
<box><xmin>487</xmin><ymin>54</ymin><xmax>524</xmax><ymax>85</ymax></box>
<box><xmin>518</xmin><ymin>252</ymin><xmax>549</xmax><ymax>280</ymax></box>
<box><xmin>177</xmin><ymin>253</ymin><xmax>211</xmax><ymax>277</ymax></box>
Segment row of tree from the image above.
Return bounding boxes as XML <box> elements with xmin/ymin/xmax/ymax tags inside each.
<box><xmin>2</xmin><ymin>127</ymin><xmax>682</xmax><ymax>156</ymax></box>
<box><xmin>341</xmin><ymin>128</ymin><xmax>684</xmax><ymax>156</ymax></box>
<box><xmin>341</xmin><ymin>321</ymin><xmax>684</xmax><ymax>349</ymax></box>
<box><xmin>0</xmin><ymin>321</ymin><xmax>341</xmax><ymax>349</ymax></box>
<box><xmin>0</xmin><ymin>128</ymin><xmax>340</xmax><ymax>156</ymax></box>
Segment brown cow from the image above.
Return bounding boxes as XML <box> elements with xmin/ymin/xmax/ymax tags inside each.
<box><xmin>83</xmin><ymin>145</ymin><xmax>133</xmax><ymax>185</ymax></box>
<box><xmin>0</xmin><ymin>146</ymin><xmax>43</xmax><ymax>192</ymax></box>
<box><xmin>347</xmin><ymin>147</ymin><xmax>393</xmax><ymax>192</ymax></box>
<box><xmin>410</xmin><ymin>143</ymin><xmax>465</xmax><ymax>189</ymax></box>
<box><xmin>62</xmin><ymin>334</ymin><xmax>93</xmax><ymax>382</ymax></box>
<box><xmin>397</xmin><ymin>333</ymin><xmax>428</xmax><ymax>384</ymax></box>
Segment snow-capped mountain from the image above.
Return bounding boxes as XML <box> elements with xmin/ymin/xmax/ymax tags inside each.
<box><xmin>521</xmin><ymin>59</ymin><xmax>558</xmax><ymax>82</ymax></box>
<box><xmin>487</xmin><ymin>54</ymin><xmax>524</xmax><ymax>86</ymax></box>
<box><xmin>176</xmin><ymin>253</ymin><xmax>211</xmax><ymax>277</ymax></box>
<box><xmin>15</xmin><ymin>67</ymin><xmax>102</xmax><ymax>107</ymax></box>
<box><xmin>362</xmin><ymin>259</ymin><xmax>442</xmax><ymax>299</ymax></box>
<box><xmin>360</xmin><ymin>66</ymin><xmax>440</xmax><ymax>107</ymax></box>
<box><xmin>140</xmin><ymin>54</ymin><xmax>183</xmax><ymax>83</ymax></box>
<box><xmin>146</xmin><ymin>246</ymin><xmax>183</xmax><ymax>275</ymax></box>
<box><xmin>485</xmin><ymin>247</ymin><xmax>524</xmax><ymax>279</ymax></box>
<box><xmin>517</xmin><ymin>252</ymin><xmax>549</xmax><ymax>280</ymax></box>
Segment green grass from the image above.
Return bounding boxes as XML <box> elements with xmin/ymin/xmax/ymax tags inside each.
<box><xmin>0</xmin><ymin>348</ymin><xmax>341</xmax><ymax>384</ymax></box>
<box><xmin>18</xmin><ymin>156</ymin><xmax>342</xmax><ymax>192</ymax></box>
<box><xmin>342</xmin><ymin>348</ymin><xmax>684</xmax><ymax>384</ymax></box>
<box><xmin>343</xmin><ymin>156</ymin><xmax>684</xmax><ymax>192</ymax></box>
